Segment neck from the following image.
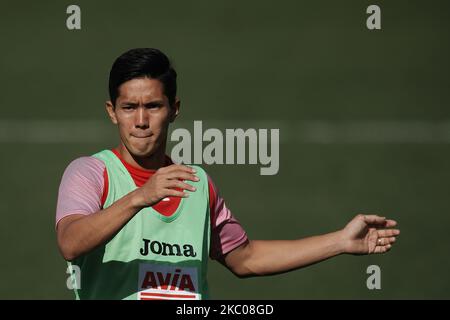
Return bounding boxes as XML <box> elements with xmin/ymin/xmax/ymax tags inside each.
<box><xmin>117</xmin><ymin>143</ymin><xmax>167</xmax><ymax>171</ymax></box>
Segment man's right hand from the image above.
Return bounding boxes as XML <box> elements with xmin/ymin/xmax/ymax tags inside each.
<box><xmin>132</xmin><ymin>164</ymin><xmax>199</xmax><ymax>208</ymax></box>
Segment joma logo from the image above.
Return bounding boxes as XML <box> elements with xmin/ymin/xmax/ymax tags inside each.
<box><xmin>139</xmin><ymin>238</ymin><xmax>197</xmax><ymax>257</ymax></box>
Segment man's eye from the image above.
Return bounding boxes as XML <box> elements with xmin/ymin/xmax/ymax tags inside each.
<box><xmin>123</xmin><ymin>106</ymin><xmax>134</xmax><ymax>110</ymax></box>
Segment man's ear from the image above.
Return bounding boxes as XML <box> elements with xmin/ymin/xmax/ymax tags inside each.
<box><xmin>169</xmin><ymin>97</ymin><xmax>180</xmax><ymax>123</ymax></box>
<box><xmin>106</xmin><ymin>101</ymin><xmax>118</xmax><ymax>125</ymax></box>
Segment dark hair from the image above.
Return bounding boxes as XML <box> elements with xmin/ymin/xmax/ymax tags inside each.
<box><xmin>108</xmin><ymin>48</ymin><xmax>177</xmax><ymax>106</ymax></box>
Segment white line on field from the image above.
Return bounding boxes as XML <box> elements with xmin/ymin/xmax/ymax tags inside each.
<box><xmin>1</xmin><ymin>119</ymin><xmax>450</xmax><ymax>144</ymax></box>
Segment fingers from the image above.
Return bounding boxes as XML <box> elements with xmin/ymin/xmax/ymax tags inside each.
<box><xmin>384</xmin><ymin>219</ymin><xmax>397</xmax><ymax>227</ymax></box>
<box><xmin>160</xmin><ymin>164</ymin><xmax>196</xmax><ymax>174</ymax></box>
<box><xmin>377</xmin><ymin>229</ymin><xmax>400</xmax><ymax>238</ymax></box>
<box><xmin>376</xmin><ymin>236</ymin><xmax>397</xmax><ymax>246</ymax></box>
<box><xmin>164</xmin><ymin>188</ymin><xmax>190</xmax><ymax>198</ymax></box>
<box><xmin>166</xmin><ymin>179</ymin><xmax>197</xmax><ymax>192</ymax></box>
<box><xmin>373</xmin><ymin>230</ymin><xmax>400</xmax><ymax>254</ymax></box>
<box><xmin>363</xmin><ymin>215</ymin><xmax>386</xmax><ymax>225</ymax></box>
<box><xmin>360</xmin><ymin>214</ymin><xmax>398</xmax><ymax>228</ymax></box>
<box><xmin>166</xmin><ymin>170</ymin><xmax>199</xmax><ymax>182</ymax></box>
<box><xmin>374</xmin><ymin>244</ymin><xmax>392</xmax><ymax>254</ymax></box>
<box><xmin>139</xmin><ymin>165</ymin><xmax>199</xmax><ymax>206</ymax></box>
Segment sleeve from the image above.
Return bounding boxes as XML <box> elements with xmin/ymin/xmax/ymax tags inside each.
<box><xmin>55</xmin><ymin>156</ymin><xmax>106</xmax><ymax>228</ymax></box>
<box><xmin>208</xmin><ymin>174</ymin><xmax>249</xmax><ymax>260</ymax></box>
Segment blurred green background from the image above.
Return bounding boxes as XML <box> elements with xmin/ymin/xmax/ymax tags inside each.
<box><xmin>1</xmin><ymin>0</ymin><xmax>449</xmax><ymax>299</ymax></box>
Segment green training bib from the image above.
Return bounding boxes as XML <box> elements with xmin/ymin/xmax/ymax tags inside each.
<box><xmin>67</xmin><ymin>150</ymin><xmax>211</xmax><ymax>300</ymax></box>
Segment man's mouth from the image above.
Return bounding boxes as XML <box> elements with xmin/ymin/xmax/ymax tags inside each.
<box><xmin>131</xmin><ymin>134</ymin><xmax>152</xmax><ymax>139</ymax></box>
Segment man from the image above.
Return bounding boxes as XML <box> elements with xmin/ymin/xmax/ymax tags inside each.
<box><xmin>56</xmin><ymin>48</ymin><xmax>400</xmax><ymax>300</ymax></box>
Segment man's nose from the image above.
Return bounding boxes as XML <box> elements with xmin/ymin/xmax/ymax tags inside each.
<box><xmin>135</xmin><ymin>107</ymin><xmax>149</xmax><ymax>129</ymax></box>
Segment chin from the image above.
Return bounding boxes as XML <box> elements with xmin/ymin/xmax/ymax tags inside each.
<box><xmin>130</xmin><ymin>148</ymin><xmax>155</xmax><ymax>158</ymax></box>
<box><xmin>128</xmin><ymin>142</ymin><xmax>157</xmax><ymax>158</ymax></box>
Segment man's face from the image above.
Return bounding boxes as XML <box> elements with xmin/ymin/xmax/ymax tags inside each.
<box><xmin>106</xmin><ymin>77</ymin><xmax>179</xmax><ymax>158</ymax></box>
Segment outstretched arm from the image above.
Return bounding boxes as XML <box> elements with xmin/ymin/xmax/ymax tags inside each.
<box><xmin>222</xmin><ymin>214</ymin><xmax>400</xmax><ymax>278</ymax></box>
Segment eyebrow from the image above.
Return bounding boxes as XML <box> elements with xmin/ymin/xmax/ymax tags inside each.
<box><xmin>120</xmin><ymin>100</ymin><xmax>165</xmax><ymax>107</ymax></box>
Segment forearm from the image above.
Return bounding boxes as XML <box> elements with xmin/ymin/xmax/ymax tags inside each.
<box><xmin>57</xmin><ymin>189</ymin><xmax>144</xmax><ymax>261</ymax></box>
<box><xmin>235</xmin><ymin>231</ymin><xmax>345</xmax><ymax>277</ymax></box>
